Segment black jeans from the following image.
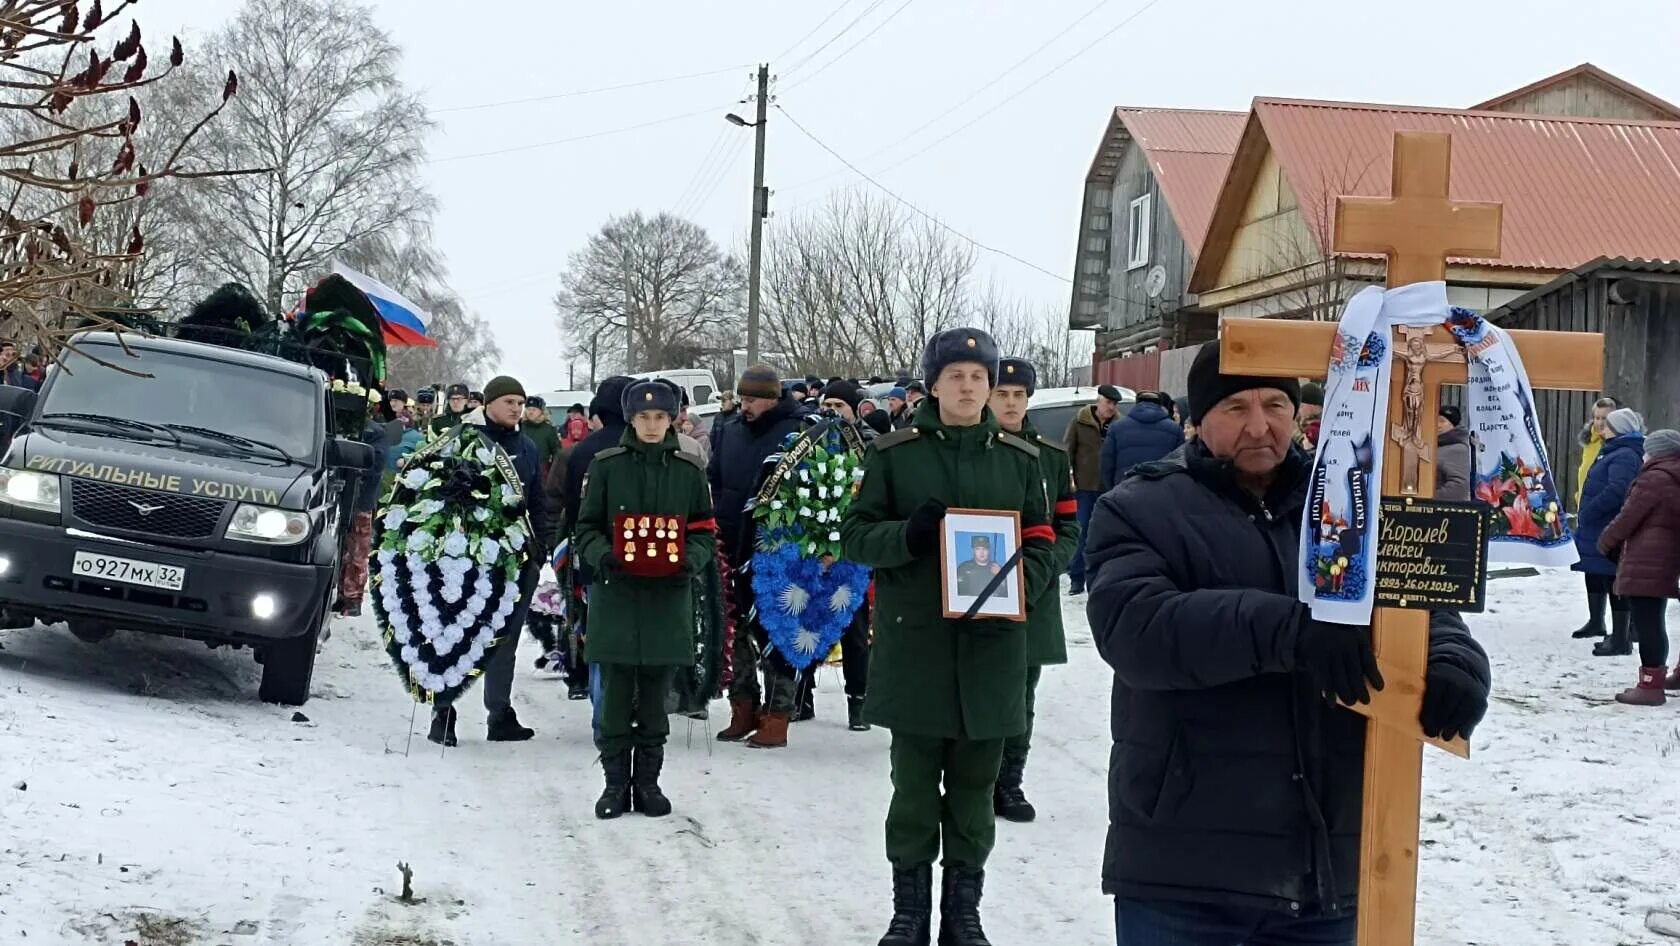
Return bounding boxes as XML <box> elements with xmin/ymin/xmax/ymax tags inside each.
<box><xmin>1627</xmin><ymin>595</ymin><xmax>1671</xmax><ymax>667</ymax></box>
<box><xmin>1115</xmin><ymin>899</ymin><xmax>1355</xmax><ymax>946</ymax></box>
<box><xmin>842</xmin><ymin>605</ymin><xmax>870</xmax><ymax>699</ymax></box>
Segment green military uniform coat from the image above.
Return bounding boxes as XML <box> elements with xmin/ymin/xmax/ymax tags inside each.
<box><xmin>841</xmin><ymin>401</ymin><xmax>1057</xmax><ymax>741</ymax></box>
<box><xmin>1018</xmin><ymin>417</ymin><xmax>1079</xmax><ymax>667</ymax></box>
<box><xmin>572</xmin><ymin>429</ymin><xmax>715</xmax><ymax>667</ymax></box>
<box><xmin>524</xmin><ymin>418</ymin><xmax>561</xmax><ymax>469</ymax></box>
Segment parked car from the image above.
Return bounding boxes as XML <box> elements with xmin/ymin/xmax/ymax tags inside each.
<box><xmin>1026</xmin><ymin>386</ymin><xmax>1137</xmax><ymax>444</ymax></box>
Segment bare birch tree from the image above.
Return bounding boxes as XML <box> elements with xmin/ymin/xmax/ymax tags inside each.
<box><xmin>168</xmin><ymin>0</ymin><xmax>432</xmax><ymax>316</ymax></box>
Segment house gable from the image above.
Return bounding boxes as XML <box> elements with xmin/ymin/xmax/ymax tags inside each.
<box><xmin>1474</xmin><ymin>63</ymin><xmax>1680</xmax><ymax>121</ymax></box>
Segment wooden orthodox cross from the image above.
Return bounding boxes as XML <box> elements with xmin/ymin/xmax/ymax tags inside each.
<box><xmin>1221</xmin><ymin>132</ymin><xmax>1604</xmax><ymax>946</ymax></box>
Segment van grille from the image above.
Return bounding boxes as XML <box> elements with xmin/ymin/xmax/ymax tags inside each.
<box><xmin>70</xmin><ymin>479</ymin><xmax>227</xmax><ymax>538</ymax></box>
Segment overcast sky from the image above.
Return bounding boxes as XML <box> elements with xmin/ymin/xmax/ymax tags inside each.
<box><xmin>137</xmin><ymin>0</ymin><xmax>1678</xmax><ymax>389</ymax></box>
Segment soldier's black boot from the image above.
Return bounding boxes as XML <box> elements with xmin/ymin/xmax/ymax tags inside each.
<box><xmin>630</xmin><ymin>746</ymin><xmax>673</xmax><ymax>817</ymax></box>
<box><xmin>595</xmin><ymin>751</ymin><xmax>632</xmax><ymax>820</ymax></box>
<box><xmin>848</xmin><ymin>696</ymin><xmax>872</xmax><ymax>732</ymax></box>
<box><xmin>992</xmin><ymin>750</ymin><xmax>1036</xmax><ymax>823</ymax></box>
<box><xmin>427</xmin><ymin>706</ymin><xmax>457</xmax><ymax>748</ymax></box>
<box><xmin>877</xmin><ymin>863</ymin><xmax>932</xmax><ymax>946</ymax></box>
<box><xmin>486</xmin><ymin>707</ymin><xmax>535</xmax><ymax>741</ymax></box>
<box><xmin>937</xmin><ymin>868</ymin><xmax>992</xmax><ymax>946</ymax></box>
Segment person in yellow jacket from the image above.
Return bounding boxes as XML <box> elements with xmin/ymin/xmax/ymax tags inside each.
<box><xmin>1575</xmin><ymin>397</ymin><xmax>1620</xmax><ymax>510</ymax></box>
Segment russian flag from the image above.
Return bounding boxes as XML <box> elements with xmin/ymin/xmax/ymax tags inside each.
<box><xmin>330</xmin><ymin>261</ymin><xmax>437</xmax><ymax>348</ymax></box>
<box><xmin>551</xmin><ymin>537</ymin><xmax>570</xmax><ymax>572</ymax></box>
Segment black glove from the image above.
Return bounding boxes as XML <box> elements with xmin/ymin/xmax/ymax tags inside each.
<box><xmin>904</xmin><ymin>499</ymin><xmax>948</xmax><ymax>558</ymax></box>
<box><xmin>1419</xmin><ymin>661</ymin><xmax>1488</xmax><ymax>741</ymax></box>
<box><xmin>1294</xmin><ymin>618</ymin><xmax>1384</xmax><ymax>706</ymax></box>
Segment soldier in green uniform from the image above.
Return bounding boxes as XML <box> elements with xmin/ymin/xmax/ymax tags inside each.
<box><xmin>841</xmin><ymin>328</ymin><xmax>1059</xmax><ymax>946</ymax></box>
<box><xmin>573</xmin><ymin>380</ymin><xmax>717</xmax><ymax>820</ymax></box>
<box><xmin>428</xmin><ymin>382</ymin><xmax>471</xmax><ymax>438</ymax></box>
<box><xmin>954</xmin><ymin>535</ymin><xmax>1001</xmax><ymax>597</ymax></box>
<box><xmin>987</xmin><ymin>357</ymin><xmax>1080</xmax><ymax>824</ymax></box>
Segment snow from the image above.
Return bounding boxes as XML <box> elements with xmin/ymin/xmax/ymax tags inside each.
<box><xmin>1</xmin><ymin>569</ymin><xmax>1678</xmax><ymax>945</ymax></box>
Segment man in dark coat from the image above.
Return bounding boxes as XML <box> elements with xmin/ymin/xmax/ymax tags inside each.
<box><xmin>711</xmin><ymin>365</ymin><xmax>810</xmax><ymax>747</ymax></box>
<box><xmin>988</xmin><ymin>357</ymin><xmax>1080</xmax><ymax>824</ymax></box>
<box><xmin>1100</xmin><ymin>391</ymin><xmax>1184</xmax><ymax>490</ymax></box>
<box><xmin>428</xmin><ymin>375</ymin><xmax>549</xmax><ymax>748</ymax></box>
<box><xmin>428</xmin><ymin>382</ymin><xmax>471</xmax><ymax>437</ymax></box>
<box><xmin>1063</xmin><ymin>384</ymin><xmax>1124</xmax><ymax>595</ymax></box>
<box><xmin>1434</xmin><ymin>405</ymin><xmax>1472</xmax><ymax>501</ymax></box>
<box><xmin>1</xmin><ymin>340</ymin><xmax>39</xmax><ymax>391</ymax></box>
<box><xmin>1084</xmin><ymin>342</ymin><xmax>1491</xmax><ymax>946</ymax></box>
<box><xmin>521</xmin><ymin>395</ymin><xmax>561</xmax><ymax>474</ymax></box>
<box><xmin>843</xmin><ymin>330</ymin><xmax>1058</xmax><ymax>946</ymax></box>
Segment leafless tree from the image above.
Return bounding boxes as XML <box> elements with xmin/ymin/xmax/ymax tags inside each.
<box><xmin>553</xmin><ymin>211</ymin><xmax>742</xmax><ymax>374</ymax></box>
<box><xmin>169</xmin><ymin>0</ymin><xmax>432</xmax><ymax>316</ymax></box>
<box><xmin>0</xmin><ymin>0</ymin><xmax>249</xmax><ymax>355</ymax></box>
<box><xmin>761</xmin><ymin>190</ymin><xmax>972</xmax><ymax>377</ymax></box>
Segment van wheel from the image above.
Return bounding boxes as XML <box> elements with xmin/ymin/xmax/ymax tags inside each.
<box><xmin>258</xmin><ymin>591</ymin><xmax>328</xmax><ymax>706</ymax></box>
<box><xmin>68</xmin><ymin>621</ymin><xmax>115</xmax><ymax>644</ymax></box>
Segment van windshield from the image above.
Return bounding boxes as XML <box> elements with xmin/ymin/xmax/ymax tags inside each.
<box><xmin>43</xmin><ymin>343</ymin><xmax>320</xmax><ymax>461</ymax></box>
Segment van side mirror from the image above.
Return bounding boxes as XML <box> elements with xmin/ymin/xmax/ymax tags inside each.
<box><xmin>0</xmin><ymin>385</ymin><xmax>38</xmax><ymax>422</ymax></box>
<box><xmin>326</xmin><ymin>437</ymin><xmax>375</xmax><ymax>471</ymax></box>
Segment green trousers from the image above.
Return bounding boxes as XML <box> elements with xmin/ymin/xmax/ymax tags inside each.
<box><xmin>885</xmin><ymin>731</ymin><xmax>1005</xmax><ymax>869</ymax></box>
<box><xmin>1003</xmin><ymin>665</ymin><xmax>1043</xmax><ymax>757</ymax></box>
<box><xmin>598</xmin><ymin>664</ymin><xmax>677</xmax><ymax>753</ymax></box>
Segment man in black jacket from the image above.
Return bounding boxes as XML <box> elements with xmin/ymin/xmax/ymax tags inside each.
<box><xmin>1086</xmin><ymin>342</ymin><xmax>1491</xmax><ymax>945</ymax></box>
<box><xmin>711</xmin><ymin>364</ymin><xmax>809</xmax><ymax>747</ymax></box>
<box><xmin>428</xmin><ymin>375</ymin><xmax>549</xmax><ymax>748</ymax></box>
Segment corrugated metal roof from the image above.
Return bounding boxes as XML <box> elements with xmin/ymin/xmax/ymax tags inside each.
<box><xmin>1112</xmin><ymin>108</ymin><xmax>1247</xmax><ymax>258</ymax></box>
<box><xmin>1253</xmin><ymin>98</ymin><xmax>1680</xmax><ymax>271</ymax></box>
<box><xmin>1488</xmin><ymin>256</ymin><xmax>1680</xmax><ymax>318</ymax></box>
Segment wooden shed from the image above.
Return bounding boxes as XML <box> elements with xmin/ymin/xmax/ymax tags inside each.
<box><xmin>1484</xmin><ymin>257</ymin><xmax>1680</xmax><ymax>507</ymax></box>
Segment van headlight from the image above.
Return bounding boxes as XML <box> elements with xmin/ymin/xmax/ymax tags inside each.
<box><xmin>0</xmin><ymin>469</ymin><xmax>62</xmax><ymax>512</ymax></box>
<box><xmin>226</xmin><ymin>504</ymin><xmax>311</xmax><ymax>545</ymax></box>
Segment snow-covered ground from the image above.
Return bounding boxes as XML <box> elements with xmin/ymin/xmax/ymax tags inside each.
<box><xmin>2</xmin><ymin>570</ymin><xmax>1678</xmax><ymax>945</ymax></box>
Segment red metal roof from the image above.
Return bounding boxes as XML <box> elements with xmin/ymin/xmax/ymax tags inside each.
<box><xmin>1192</xmin><ymin>99</ymin><xmax>1680</xmax><ymax>289</ymax></box>
<box><xmin>1112</xmin><ymin>108</ymin><xmax>1247</xmax><ymax>259</ymax></box>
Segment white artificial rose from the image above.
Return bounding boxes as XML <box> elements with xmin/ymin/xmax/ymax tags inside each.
<box><xmin>796</xmin><ymin>487</ymin><xmax>810</xmax><ymax>500</ymax></box>
<box><xmin>442</xmin><ymin>532</ymin><xmax>470</xmax><ymax>558</ymax></box>
<box><xmin>382</xmin><ymin>507</ymin><xmax>408</xmax><ymax>530</ymax></box>
<box><xmin>476</xmin><ymin>447</ymin><xmax>495</xmax><ymax>466</ymax></box>
<box><xmin>406</xmin><ymin>530</ymin><xmax>433</xmax><ymax>551</ymax></box>
<box><xmin>501</xmin><ymin>485</ymin><xmax>519</xmax><ymax>505</ymax></box>
<box><xmin>402</xmin><ymin>469</ymin><xmax>430</xmax><ymax>490</ymax></box>
<box><xmin>828</xmin><ymin>531</ymin><xmax>841</xmax><ymax>541</ymax></box>
<box><xmin>479</xmin><ymin>537</ymin><xmax>503</xmax><ymax>562</ymax></box>
<box><xmin>474</xmin><ymin>507</ymin><xmax>492</xmax><ymax>522</ymax></box>
<box><xmin>771</xmin><ymin>499</ymin><xmax>784</xmax><ymax>510</ymax></box>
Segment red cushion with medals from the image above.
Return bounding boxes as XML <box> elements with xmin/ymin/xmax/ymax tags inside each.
<box><xmin>612</xmin><ymin>513</ymin><xmax>687</xmax><ymax>578</ymax></box>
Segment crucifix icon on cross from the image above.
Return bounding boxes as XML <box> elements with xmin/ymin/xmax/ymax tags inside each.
<box><xmin>1389</xmin><ymin>327</ymin><xmax>1464</xmax><ymax>494</ymax></box>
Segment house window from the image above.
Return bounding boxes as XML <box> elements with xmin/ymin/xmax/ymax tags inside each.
<box><xmin>1126</xmin><ymin>194</ymin><xmax>1151</xmax><ymax>270</ymax></box>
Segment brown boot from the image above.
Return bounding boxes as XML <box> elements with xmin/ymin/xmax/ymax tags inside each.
<box><xmin>1615</xmin><ymin>667</ymin><xmax>1668</xmax><ymax>707</ymax></box>
<box><xmin>747</xmin><ymin>711</ymin><xmax>790</xmax><ymax>748</ymax></box>
<box><xmin>716</xmin><ymin>699</ymin><xmax>759</xmax><ymax>742</ymax></box>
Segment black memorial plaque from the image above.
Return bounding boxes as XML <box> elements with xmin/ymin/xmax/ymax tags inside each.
<box><xmin>1373</xmin><ymin>497</ymin><xmax>1488</xmax><ymax>612</ymax></box>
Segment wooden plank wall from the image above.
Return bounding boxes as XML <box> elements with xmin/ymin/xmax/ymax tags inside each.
<box><xmin>1481</xmin><ymin>272</ymin><xmax>1680</xmax><ymax>510</ymax></box>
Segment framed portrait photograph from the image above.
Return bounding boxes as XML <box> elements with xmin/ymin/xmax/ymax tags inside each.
<box><xmin>940</xmin><ymin>508</ymin><xmax>1026</xmax><ymax>622</ymax></box>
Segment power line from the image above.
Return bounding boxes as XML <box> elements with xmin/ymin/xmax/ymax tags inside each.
<box><xmin>868</xmin><ymin>0</ymin><xmax>1163</xmax><ymax>177</ymax></box>
<box><xmin>432</xmin><ymin>64</ymin><xmax>751</xmax><ymax>114</ymax></box>
<box><xmin>427</xmin><ymin>100</ymin><xmax>735</xmax><ymax>163</ymax></box>
<box><xmin>670</xmin><ymin>125</ymin><xmax>733</xmax><ymax>217</ymax></box>
<box><xmin>784</xmin><ymin>0</ymin><xmax>889</xmax><ymax>74</ymax></box>
<box><xmin>683</xmin><ymin>133</ymin><xmax>751</xmax><ymax>218</ymax></box>
<box><xmin>775</xmin><ymin>105</ymin><xmax>1158</xmax><ymax>313</ymax></box>
<box><xmin>781</xmin><ymin>0</ymin><xmax>917</xmax><ymax>91</ymax></box>
<box><xmin>773</xmin><ymin>0</ymin><xmax>857</xmax><ymax>62</ymax></box>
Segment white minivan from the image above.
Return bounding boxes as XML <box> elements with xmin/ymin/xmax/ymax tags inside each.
<box><xmin>633</xmin><ymin>368</ymin><xmax>720</xmax><ymax>408</ymax></box>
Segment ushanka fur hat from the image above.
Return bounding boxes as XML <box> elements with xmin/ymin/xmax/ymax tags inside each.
<box><xmin>921</xmin><ymin>327</ymin><xmax>1000</xmax><ymax>387</ymax></box>
<box><xmin>996</xmin><ymin>357</ymin><xmax>1037</xmax><ymax>395</ymax></box>
<box><xmin>622</xmin><ymin>379</ymin><xmax>679</xmax><ymax>418</ymax></box>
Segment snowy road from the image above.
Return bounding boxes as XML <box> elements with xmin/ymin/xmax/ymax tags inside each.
<box><xmin>2</xmin><ymin>570</ymin><xmax>1677</xmax><ymax>945</ymax></box>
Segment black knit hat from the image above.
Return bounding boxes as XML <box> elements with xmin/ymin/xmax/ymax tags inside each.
<box><xmin>482</xmin><ymin>376</ymin><xmax>524</xmax><ymax>404</ymax></box>
<box><xmin>823</xmin><ymin>379</ymin><xmax>865</xmax><ymax>411</ymax></box>
<box><xmin>737</xmin><ymin>363</ymin><xmax>781</xmax><ymax>399</ymax></box>
<box><xmin>1186</xmin><ymin>340</ymin><xmax>1301</xmax><ymax>425</ymax></box>
<box><xmin>996</xmin><ymin>357</ymin><xmax>1037</xmax><ymax>395</ymax></box>
<box><xmin>622</xmin><ymin>379</ymin><xmax>679</xmax><ymax>419</ymax></box>
<box><xmin>921</xmin><ymin>327</ymin><xmax>1000</xmax><ymax>388</ymax></box>
<box><xmin>590</xmin><ymin>375</ymin><xmax>635</xmax><ymax>422</ymax></box>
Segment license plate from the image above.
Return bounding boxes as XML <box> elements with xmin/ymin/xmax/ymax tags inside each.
<box><xmin>71</xmin><ymin>552</ymin><xmax>186</xmax><ymax>591</ymax></box>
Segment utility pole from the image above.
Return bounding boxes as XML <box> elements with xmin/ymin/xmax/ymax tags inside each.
<box><xmin>744</xmin><ymin>63</ymin><xmax>770</xmax><ymax>367</ymax></box>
